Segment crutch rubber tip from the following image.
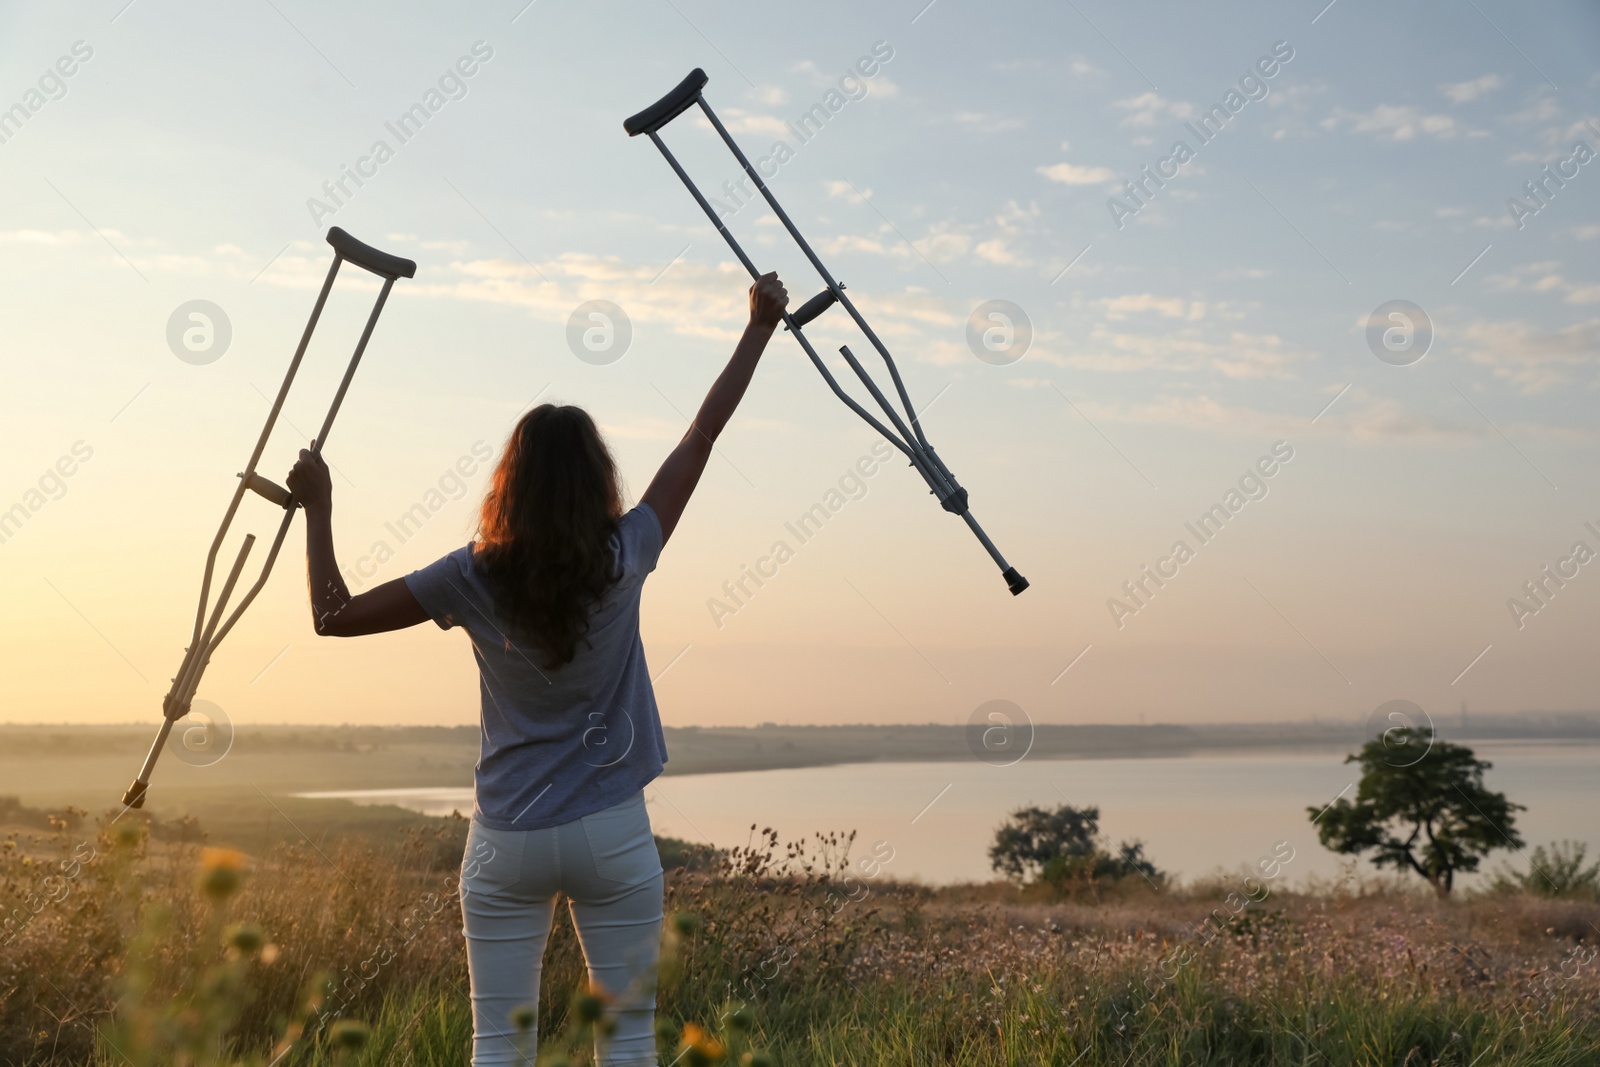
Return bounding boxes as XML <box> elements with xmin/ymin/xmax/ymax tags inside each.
<box><xmin>122</xmin><ymin>780</ymin><xmax>148</xmax><ymax>809</ymax></box>
<box><xmin>1003</xmin><ymin>567</ymin><xmax>1029</xmax><ymax>596</ymax></box>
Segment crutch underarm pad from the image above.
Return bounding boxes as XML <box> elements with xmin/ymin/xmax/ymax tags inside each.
<box><xmin>325</xmin><ymin>227</ymin><xmax>417</xmax><ymax>279</ymax></box>
<box><xmin>624</xmin><ymin>68</ymin><xmax>709</xmax><ymax>135</ymax></box>
<box><xmin>1003</xmin><ymin>567</ymin><xmax>1029</xmax><ymax>595</ymax></box>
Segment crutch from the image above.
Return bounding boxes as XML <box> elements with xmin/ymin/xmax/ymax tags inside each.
<box><xmin>120</xmin><ymin>227</ymin><xmax>417</xmax><ymax>809</ymax></box>
<box><xmin>624</xmin><ymin>69</ymin><xmax>1029</xmax><ymax>596</ymax></box>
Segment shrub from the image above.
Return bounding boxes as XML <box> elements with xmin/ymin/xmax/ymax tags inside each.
<box><xmin>1487</xmin><ymin>840</ymin><xmax>1600</xmax><ymax>900</ymax></box>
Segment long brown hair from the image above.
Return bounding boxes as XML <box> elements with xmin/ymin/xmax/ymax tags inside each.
<box><xmin>474</xmin><ymin>404</ymin><xmax>623</xmax><ymax>668</ymax></box>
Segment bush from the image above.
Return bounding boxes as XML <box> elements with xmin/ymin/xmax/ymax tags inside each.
<box><xmin>989</xmin><ymin>804</ymin><xmax>1165</xmax><ymax>895</ymax></box>
<box><xmin>1487</xmin><ymin>840</ymin><xmax>1600</xmax><ymax>900</ymax></box>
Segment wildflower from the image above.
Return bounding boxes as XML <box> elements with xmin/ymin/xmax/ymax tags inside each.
<box><xmin>197</xmin><ymin>847</ymin><xmax>247</xmax><ymax>900</ymax></box>
<box><xmin>224</xmin><ymin>923</ymin><xmax>263</xmax><ymax>956</ymax></box>
<box><xmin>727</xmin><ymin>1006</ymin><xmax>754</xmax><ymax>1032</ymax></box>
<box><xmin>329</xmin><ymin>1019</ymin><xmax>369</xmax><ymax>1050</ymax></box>
<box><xmin>575</xmin><ymin>990</ymin><xmax>606</xmax><ymax>1024</ymax></box>
<box><xmin>510</xmin><ymin>1004</ymin><xmax>536</xmax><ymax>1032</ymax></box>
<box><xmin>674</xmin><ymin>912</ymin><xmax>701</xmax><ymax>938</ymax></box>
<box><xmin>680</xmin><ymin>1022</ymin><xmax>726</xmax><ymax>1066</ymax></box>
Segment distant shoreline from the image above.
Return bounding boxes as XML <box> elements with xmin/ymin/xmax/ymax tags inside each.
<box><xmin>3</xmin><ymin>717</ymin><xmax>1596</xmax><ymax>782</ymax></box>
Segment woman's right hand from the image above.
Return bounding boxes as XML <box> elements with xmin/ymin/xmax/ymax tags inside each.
<box><xmin>749</xmin><ymin>272</ymin><xmax>789</xmax><ymax>329</ymax></box>
<box><xmin>287</xmin><ymin>445</ymin><xmax>333</xmax><ymax>515</ymax></box>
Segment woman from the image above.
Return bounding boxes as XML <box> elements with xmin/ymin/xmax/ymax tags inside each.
<box><xmin>287</xmin><ymin>272</ymin><xmax>790</xmax><ymax>1066</ymax></box>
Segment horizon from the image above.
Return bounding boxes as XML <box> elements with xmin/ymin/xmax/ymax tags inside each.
<box><xmin>7</xmin><ymin>709</ymin><xmax>1600</xmax><ymax>730</ymax></box>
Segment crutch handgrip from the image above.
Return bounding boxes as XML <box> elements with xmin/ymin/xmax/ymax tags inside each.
<box><xmin>326</xmin><ymin>226</ymin><xmax>417</xmax><ymax>279</ymax></box>
<box><xmin>623</xmin><ymin>68</ymin><xmax>708</xmax><ymax>136</ymax></box>
<box><xmin>785</xmin><ymin>287</ymin><xmax>841</xmax><ymax>331</ymax></box>
<box><xmin>240</xmin><ymin>471</ymin><xmax>293</xmax><ymax>509</ymax></box>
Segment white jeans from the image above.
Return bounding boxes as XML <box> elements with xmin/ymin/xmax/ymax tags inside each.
<box><xmin>460</xmin><ymin>790</ymin><xmax>664</xmax><ymax>1066</ymax></box>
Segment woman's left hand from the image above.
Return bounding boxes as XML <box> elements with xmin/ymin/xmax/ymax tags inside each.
<box><xmin>287</xmin><ymin>444</ymin><xmax>333</xmax><ymax>514</ymax></box>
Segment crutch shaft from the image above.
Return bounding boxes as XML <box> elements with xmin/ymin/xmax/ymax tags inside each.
<box><xmin>312</xmin><ymin>276</ymin><xmax>397</xmax><ymax>452</ymax></box>
<box><xmin>130</xmin><ymin>228</ymin><xmax>415</xmax><ymax>808</ymax></box>
<box><xmin>629</xmin><ymin>73</ymin><xmax>1028</xmax><ymax>596</ymax></box>
<box><xmin>170</xmin><ymin>533</ymin><xmax>255</xmax><ymax>718</ymax></box>
<box><xmin>644</xmin><ymin>128</ymin><xmax>920</xmax><ymax>465</ymax></box>
<box><xmin>961</xmin><ymin>510</ymin><xmax>1029</xmax><ymax>595</ymax></box>
<box><xmin>648</xmin><ymin>131</ymin><xmax>763</xmax><ymax>281</ymax></box>
<box><xmin>697</xmin><ymin>98</ymin><xmax>931</xmax><ymax>446</ymax></box>
<box><xmin>173</xmin><ymin>498</ymin><xmax>296</xmax><ymax>714</ymax></box>
<box><xmin>183</xmin><ymin>256</ymin><xmax>343</xmax><ymax>664</ymax></box>
<box><xmin>122</xmin><ymin>718</ymin><xmax>174</xmax><ymax>808</ymax></box>
<box><xmin>838</xmin><ymin>345</ymin><xmax>953</xmax><ymax>500</ymax></box>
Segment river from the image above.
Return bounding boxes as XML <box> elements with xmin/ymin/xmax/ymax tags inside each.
<box><xmin>296</xmin><ymin>742</ymin><xmax>1599</xmax><ymax>887</ymax></box>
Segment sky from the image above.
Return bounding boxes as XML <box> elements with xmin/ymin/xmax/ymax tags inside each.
<box><xmin>1</xmin><ymin>0</ymin><xmax>1597</xmax><ymax>735</ymax></box>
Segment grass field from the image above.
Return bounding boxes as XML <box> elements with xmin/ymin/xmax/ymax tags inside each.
<box><xmin>2</xmin><ymin>792</ymin><xmax>1597</xmax><ymax>1067</ymax></box>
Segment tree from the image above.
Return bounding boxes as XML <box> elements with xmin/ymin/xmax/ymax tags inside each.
<box><xmin>1309</xmin><ymin>728</ymin><xmax>1523</xmax><ymax>896</ymax></box>
<box><xmin>989</xmin><ymin>804</ymin><xmax>1163</xmax><ymax>889</ymax></box>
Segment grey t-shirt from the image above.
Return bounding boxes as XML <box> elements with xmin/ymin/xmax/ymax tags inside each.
<box><xmin>403</xmin><ymin>503</ymin><xmax>668</xmax><ymax>831</ymax></box>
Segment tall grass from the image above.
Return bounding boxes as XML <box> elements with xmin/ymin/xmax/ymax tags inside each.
<box><xmin>2</xmin><ymin>808</ymin><xmax>1597</xmax><ymax>1066</ymax></box>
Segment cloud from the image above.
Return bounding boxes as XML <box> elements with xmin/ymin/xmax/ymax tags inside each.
<box><xmin>719</xmin><ymin>108</ymin><xmax>792</xmax><ymax>137</ymax></box>
<box><xmin>970</xmin><ymin>201</ymin><xmax>1042</xmax><ymax>267</ymax></box>
<box><xmin>950</xmin><ymin>110</ymin><xmax>1024</xmax><ymax>133</ymax></box>
<box><xmin>1460</xmin><ymin>316</ymin><xmax>1600</xmax><ymax>394</ymax></box>
<box><xmin>1320</xmin><ymin>104</ymin><xmax>1472</xmax><ymax>141</ymax></box>
<box><xmin>1440</xmin><ymin>73</ymin><xmax>1505</xmax><ymax>103</ymax></box>
<box><xmin>1100</xmin><ymin>294</ymin><xmax>1206</xmax><ymax>321</ymax></box>
<box><xmin>1037</xmin><ymin>162</ymin><xmax>1116</xmax><ymax>185</ymax></box>
<box><xmin>1033</xmin><ymin>313</ymin><xmax>1302</xmax><ymax>380</ymax></box>
<box><xmin>1480</xmin><ymin>261</ymin><xmax>1600</xmax><ymax>305</ymax></box>
<box><xmin>1062</xmin><ymin>388</ymin><xmax>1499</xmax><ymax>444</ymax></box>
<box><xmin>1114</xmin><ymin>91</ymin><xmax>1194</xmax><ymax>127</ymax></box>
<box><xmin>0</xmin><ymin>229</ymin><xmax>88</xmax><ymax>245</ymax></box>
<box><xmin>817</xmin><ymin>225</ymin><xmax>969</xmax><ymax>265</ymax></box>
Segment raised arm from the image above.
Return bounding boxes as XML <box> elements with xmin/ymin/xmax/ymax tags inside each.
<box><xmin>642</xmin><ymin>272</ymin><xmax>788</xmax><ymax>544</ymax></box>
<box><xmin>287</xmin><ymin>444</ymin><xmax>429</xmax><ymax>637</ymax></box>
